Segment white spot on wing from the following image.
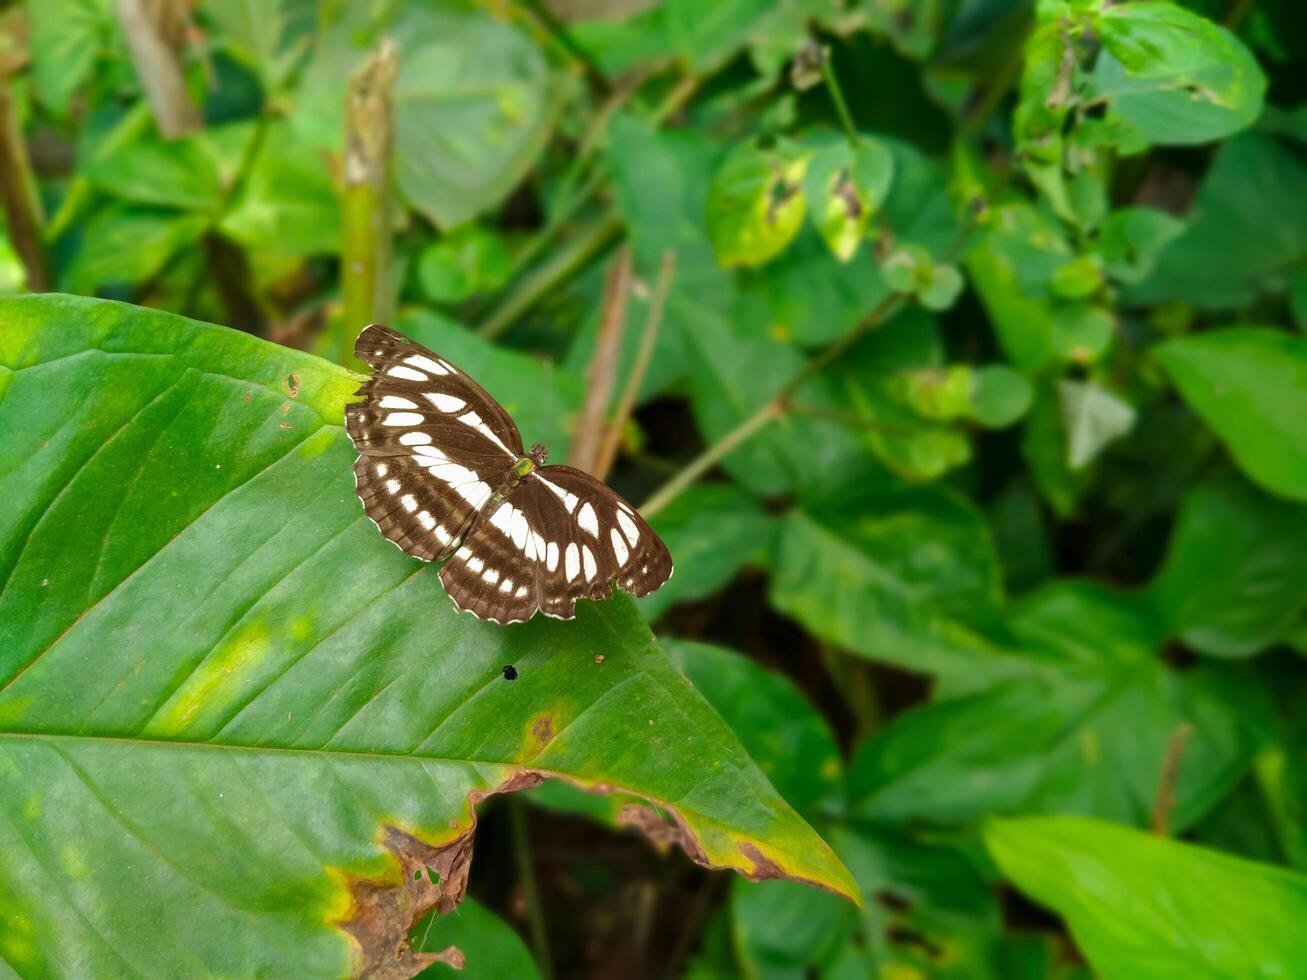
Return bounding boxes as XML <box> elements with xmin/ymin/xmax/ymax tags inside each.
<box><xmin>531</xmin><ymin>531</ymin><xmax>547</xmax><ymax>562</ymax></box>
<box><xmin>374</xmin><ymin>463</ymin><xmax>389</xmax><ymax>478</ymax></box>
<box><xmin>386</xmin><ymin>479</ymin><xmax>401</xmax><ymax>495</ymax></box>
<box><xmin>387</xmin><ymin>365</ymin><xmax>427</xmax><ymax>381</ymax></box>
<box><xmin>435</xmin><ymin>525</ymin><xmax>452</xmax><ymax>545</ymax></box>
<box><xmin>578</xmin><ymin>502</ymin><xmax>599</xmax><ymax>538</ymax></box>
<box><xmin>418</xmin><ymin>511</ymin><xmax>436</xmax><ymax>531</ymax></box>
<box><xmin>616</xmin><ymin>510</ymin><xmax>640</xmax><ymax>547</ymax></box>
<box><xmin>483</xmin><ymin>568</ymin><xmax>499</xmax><ymax>585</ymax></box>
<box><xmin>537</xmin><ymin>477</ymin><xmax>580</xmax><ymax>513</ymax></box>
<box><xmin>379</xmin><ymin>395</ymin><xmax>417</xmax><ymax>410</ymax></box>
<box><xmin>406</xmin><ymin>355</ymin><xmax>449</xmax><ymax>376</ymax></box>
<box><xmin>401</xmin><ymin>494</ymin><xmax>417</xmax><ymax>513</ymax></box>
<box><xmin>424</xmin><ymin>392</ymin><xmax>466</xmax><ymax>413</ymax></box>
<box><xmin>509</xmin><ymin>509</ymin><xmax>529</xmax><ymax>551</ymax></box>
<box><xmin>382</xmin><ymin>412</ymin><xmax>424</xmax><ymax>427</ymax></box>
<box><xmin>467</xmin><ymin>555</ymin><xmax>484</xmax><ymax>574</ymax></box>
<box><xmin>500</xmin><ymin>578</ymin><xmax>514</xmax><ymax>594</ymax></box>
<box><xmin>611</xmin><ymin>528</ymin><xmax>629</xmax><ymax>566</ymax></box>
<box><xmin>565</xmin><ymin>543</ymin><xmax>580</xmax><ymax>582</ymax></box>
<box><xmin>399</xmin><ymin>430</ymin><xmax>431</xmax><ymax>446</ymax></box>
<box><xmin>457</xmin><ymin>410</ymin><xmax>515</xmax><ymax>457</ymax></box>
<box><xmin>515</xmin><ymin>585</ymin><xmax>528</xmax><ymax>598</ymax></box>
<box><xmin>582</xmin><ymin>545</ymin><xmax>597</xmax><ymax>582</ymax></box>
<box><xmin>413</xmin><ymin>444</ymin><xmax>447</xmax><ymax>461</ymax></box>
<box><xmin>545</xmin><ymin>541</ymin><xmax>559</xmax><ymax>572</ymax></box>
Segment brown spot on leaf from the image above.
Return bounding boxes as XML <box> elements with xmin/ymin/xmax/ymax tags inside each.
<box><xmin>531</xmin><ymin>716</ymin><xmax>554</xmax><ymax>745</ymax></box>
<box><xmin>243</xmin><ymin>390</ymin><xmax>252</xmax><ymax>402</ymax></box>
<box><xmin>618</xmin><ymin>804</ymin><xmax>710</xmax><ymax>867</ymax></box>
<box><xmin>335</xmin><ymin>771</ymin><xmax>543</xmax><ymax>978</ymax></box>
<box><xmin>594</xmin><ymin>653</ymin><xmax>605</xmax><ymax>664</ymax></box>
<box><xmin>281</xmin><ymin>402</ymin><xmax>291</xmax><ymax>416</ymax></box>
<box><xmin>279</xmin><ymin>423</ymin><xmax>293</xmax><ymax>430</ymax></box>
<box><xmin>287</xmin><ymin>372</ymin><xmax>301</xmax><ymax>398</ymax></box>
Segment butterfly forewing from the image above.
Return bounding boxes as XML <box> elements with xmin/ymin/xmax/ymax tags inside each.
<box><xmin>347</xmin><ymin>325</ymin><xmax>673</xmax><ymax>623</ymax></box>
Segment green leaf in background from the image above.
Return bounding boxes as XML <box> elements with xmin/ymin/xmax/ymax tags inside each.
<box><xmin>1149</xmin><ymin>475</ymin><xmax>1307</xmax><ymax>658</ymax></box>
<box><xmin>62</xmin><ymin>207</ymin><xmax>209</xmax><ymax>293</ymax></box>
<box><xmin>199</xmin><ymin>0</ymin><xmax>310</xmax><ymax>93</ymax></box>
<box><xmin>219</xmin><ymin>123</ymin><xmax>339</xmax><ymax>258</ymax></box>
<box><xmin>1093</xmin><ymin>2</ymin><xmax>1267</xmax><ymax>146</ymax></box>
<box><xmin>0</xmin><ymin>295</ymin><xmax>858</xmax><ymax>977</ymax></box>
<box><xmin>292</xmin><ymin>5</ymin><xmax>566</xmax><ymax>230</ymax></box>
<box><xmin>1023</xmin><ymin>381</ymin><xmax>1092</xmax><ymax>517</ymax></box>
<box><xmin>663</xmin><ymin>640</ymin><xmax>843</xmax><ymax>820</ymax></box>
<box><xmin>411</xmin><ymin>898</ymin><xmax>539</xmax><ymax>980</ymax></box>
<box><xmin>769</xmin><ymin>486</ymin><xmax>1013</xmax><ymax>678</ymax></box>
<box><xmin>986</xmin><ymin>815</ymin><xmax>1307</xmax><ymax>978</ymax></box>
<box><xmin>636</xmin><ymin>484</ymin><xmax>774</xmax><ymax>622</ymax></box>
<box><xmin>26</xmin><ymin>0</ymin><xmax>113</xmax><ymax>115</ymax></box>
<box><xmin>1091</xmin><ymin>206</ymin><xmax>1184</xmax><ymax>285</ymax></box>
<box><xmin>1129</xmin><ymin>133</ymin><xmax>1307</xmax><ymax>310</ymax></box>
<box><xmin>1058</xmin><ymin>379</ymin><xmax>1136</xmax><ymax>470</ymax></box>
<box><xmin>83</xmin><ymin>134</ymin><xmax>225</xmax><ymax>214</ymax></box>
<box><xmin>706</xmin><ymin>136</ymin><xmax>811</xmax><ymax>268</ymax></box>
<box><xmin>1155</xmin><ymin>328</ymin><xmax>1307</xmax><ymax>501</ymax></box>
<box><xmin>416</xmin><ymin>225</ymin><xmax>512</xmax><ymax>305</ymax></box>
<box><xmin>682</xmin><ymin>309</ymin><xmax>867</xmax><ymax>501</ymax></box>
<box><xmin>971</xmin><ymin>365</ymin><xmax>1034</xmax><ymax>429</ymax></box>
<box><xmin>850</xmin><ymin>582</ymin><xmax>1269</xmax><ymax>829</ymax></box>
<box><xmin>393</xmin><ymin>15</ymin><xmax>567</xmax><ymax>230</ymax></box>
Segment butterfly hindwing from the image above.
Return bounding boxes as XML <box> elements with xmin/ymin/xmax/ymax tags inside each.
<box><xmin>441</xmin><ymin>466</ymin><xmax>672</xmax><ymax>623</ymax></box>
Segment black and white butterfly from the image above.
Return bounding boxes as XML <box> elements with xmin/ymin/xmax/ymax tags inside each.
<box><xmin>345</xmin><ymin>324</ymin><xmax>673</xmax><ymax>624</ymax></box>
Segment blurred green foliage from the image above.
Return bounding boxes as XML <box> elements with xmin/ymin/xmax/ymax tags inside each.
<box><xmin>2</xmin><ymin>0</ymin><xmax>1306</xmax><ymax>976</ymax></box>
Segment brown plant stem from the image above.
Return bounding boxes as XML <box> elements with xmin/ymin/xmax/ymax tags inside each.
<box><xmin>508</xmin><ymin>798</ymin><xmax>553</xmax><ymax>979</ymax></box>
<box><xmin>1151</xmin><ymin>722</ymin><xmax>1194</xmax><ymax>836</ymax></box>
<box><xmin>569</xmin><ymin>247</ymin><xmax>632</xmax><ymax>472</ymax></box>
<box><xmin>594</xmin><ymin>249</ymin><xmax>677</xmax><ymax>480</ymax></box>
<box><xmin>0</xmin><ymin>63</ymin><xmax>49</xmax><ymax>291</ymax></box>
<box><xmin>113</xmin><ymin>0</ymin><xmax>201</xmax><ymax>139</ymax></box>
<box><xmin>342</xmin><ymin>39</ymin><xmax>398</xmax><ymax>367</ymax></box>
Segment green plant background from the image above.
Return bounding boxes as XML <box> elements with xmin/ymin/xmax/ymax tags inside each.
<box><xmin>1</xmin><ymin>0</ymin><xmax>1305</xmax><ymax>977</ymax></box>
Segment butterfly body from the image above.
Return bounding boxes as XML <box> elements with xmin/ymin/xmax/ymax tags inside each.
<box><xmin>346</xmin><ymin>324</ymin><xmax>673</xmax><ymax>624</ymax></box>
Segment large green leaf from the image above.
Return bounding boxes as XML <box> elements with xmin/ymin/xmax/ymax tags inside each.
<box><xmin>0</xmin><ymin>295</ymin><xmax>856</xmax><ymax>977</ymax></box>
<box><xmin>986</xmin><ymin>815</ymin><xmax>1307</xmax><ymax>977</ymax></box>
<box><xmin>411</xmin><ymin>898</ymin><xmax>539</xmax><ymax>980</ymax></box>
<box><xmin>1093</xmin><ymin>2</ymin><xmax>1266</xmax><ymax>146</ymax></box>
<box><xmin>1128</xmin><ymin>133</ymin><xmax>1307</xmax><ymax>310</ymax></box>
<box><xmin>1149</xmin><ymin>475</ymin><xmax>1307</xmax><ymax>658</ymax></box>
<box><xmin>26</xmin><ymin>0</ymin><xmax>114</xmax><ymax>115</ymax></box>
<box><xmin>849</xmin><ymin>582</ymin><xmax>1270</xmax><ymax>829</ymax></box>
<box><xmin>1155</xmin><ymin>328</ymin><xmax>1307</xmax><ymax>502</ymax></box>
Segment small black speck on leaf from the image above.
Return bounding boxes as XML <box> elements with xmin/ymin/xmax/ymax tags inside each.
<box><xmin>502</xmin><ymin>665</ymin><xmax>518</xmax><ymax>681</ymax></box>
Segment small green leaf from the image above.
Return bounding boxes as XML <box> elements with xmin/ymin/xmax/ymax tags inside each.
<box><xmin>1050</xmin><ymin>304</ymin><xmax>1115</xmax><ymax>364</ymax></box>
<box><xmin>416</xmin><ymin>226</ymin><xmax>512</xmax><ymax>304</ymax></box>
<box><xmin>1050</xmin><ymin>255</ymin><xmax>1102</xmax><ymax>299</ymax></box>
<box><xmin>970</xmin><ymin>365</ymin><xmax>1033</xmax><ymax>429</ymax></box>
<box><xmin>803</xmin><ymin>136</ymin><xmax>894</xmax><ymax>262</ymax></box>
<box><xmin>26</xmin><ymin>0</ymin><xmax>114</xmax><ymax>114</ymax></box>
<box><xmin>84</xmin><ymin>134</ymin><xmax>225</xmax><ymax>214</ymax></box>
<box><xmin>986</xmin><ymin>815</ymin><xmax>1307</xmax><ymax>977</ymax></box>
<box><xmin>1093</xmin><ymin>206</ymin><xmax>1184</xmax><ymax>285</ymax></box>
<box><xmin>706</xmin><ymin>137</ymin><xmax>811</xmax><ymax>268</ymax></box>
<box><xmin>918</xmin><ymin>262</ymin><xmax>965</xmax><ymax>311</ymax></box>
<box><xmin>1058</xmin><ymin>379</ymin><xmax>1136</xmax><ymax>470</ymax></box>
<box><xmin>1155</xmin><ymin>328</ymin><xmax>1307</xmax><ymax>501</ymax></box>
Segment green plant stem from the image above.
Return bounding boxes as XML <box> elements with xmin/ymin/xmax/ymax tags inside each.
<box><xmin>569</xmin><ymin>247</ymin><xmax>633</xmax><ymax>472</ymax></box>
<box><xmin>508</xmin><ymin>798</ymin><xmax>553</xmax><ymax>979</ymax></box>
<box><xmin>517</xmin><ymin>0</ymin><xmax>611</xmax><ymax>95</ymax></box>
<box><xmin>477</xmin><ymin>211</ymin><xmax>623</xmax><ymax>339</ymax></box>
<box><xmin>821</xmin><ymin>53</ymin><xmax>859</xmax><ymax>148</ymax></box>
<box><xmin>341</xmin><ymin>40</ymin><xmax>399</xmax><ymax>367</ymax></box>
